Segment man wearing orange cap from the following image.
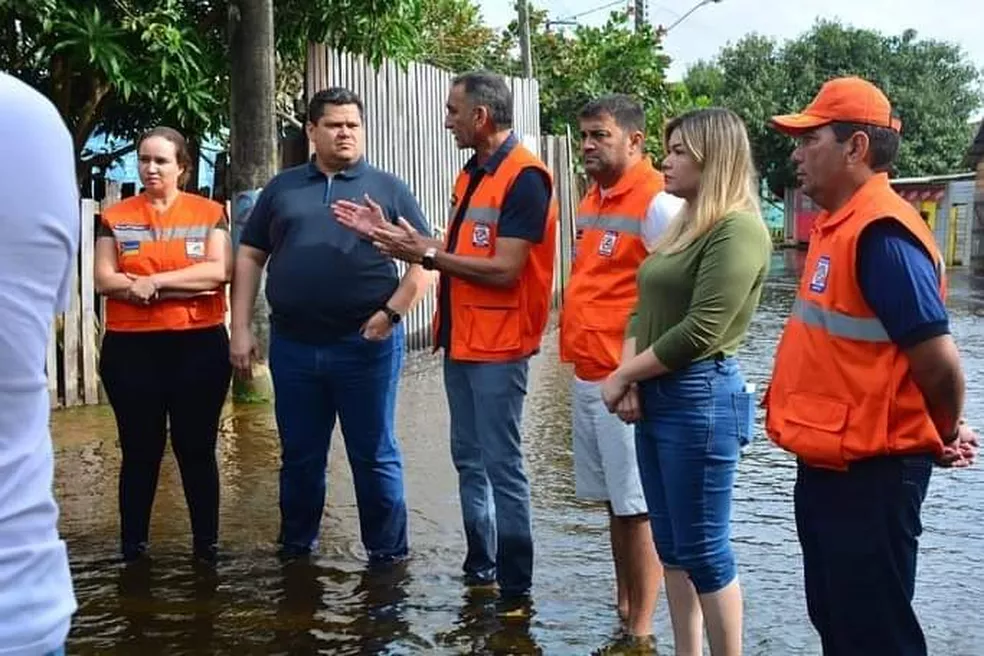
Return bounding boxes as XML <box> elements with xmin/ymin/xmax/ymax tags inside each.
<box><xmin>765</xmin><ymin>76</ymin><xmax>978</xmax><ymax>655</ymax></box>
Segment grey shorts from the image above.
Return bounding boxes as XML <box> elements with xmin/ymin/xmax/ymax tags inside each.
<box><xmin>572</xmin><ymin>376</ymin><xmax>648</xmax><ymax>516</ymax></box>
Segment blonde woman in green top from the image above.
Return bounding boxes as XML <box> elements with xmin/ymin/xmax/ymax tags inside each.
<box><xmin>600</xmin><ymin>108</ymin><xmax>772</xmax><ymax>656</ymax></box>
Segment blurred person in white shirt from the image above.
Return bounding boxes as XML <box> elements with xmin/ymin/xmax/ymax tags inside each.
<box><xmin>0</xmin><ymin>71</ymin><xmax>79</xmax><ymax>656</ymax></box>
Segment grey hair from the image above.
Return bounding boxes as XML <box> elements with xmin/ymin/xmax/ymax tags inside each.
<box><xmin>451</xmin><ymin>70</ymin><xmax>513</xmax><ymax>129</ymax></box>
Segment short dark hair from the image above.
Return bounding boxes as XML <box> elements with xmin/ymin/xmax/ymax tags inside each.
<box><xmin>451</xmin><ymin>70</ymin><xmax>513</xmax><ymax>129</ymax></box>
<box><xmin>578</xmin><ymin>94</ymin><xmax>646</xmax><ymax>135</ymax></box>
<box><xmin>830</xmin><ymin>122</ymin><xmax>900</xmax><ymax>172</ymax></box>
<box><xmin>308</xmin><ymin>87</ymin><xmax>364</xmax><ymax>124</ymax></box>
<box><xmin>137</xmin><ymin>126</ymin><xmax>193</xmax><ymax>187</ymax></box>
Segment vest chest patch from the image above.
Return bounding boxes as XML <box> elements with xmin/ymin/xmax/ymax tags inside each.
<box><xmin>119</xmin><ymin>241</ymin><xmax>140</xmax><ymax>256</ymax></box>
<box><xmin>472</xmin><ymin>223</ymin><xmax>491</xmax><ymax>248</ymax></box>
<box><xmin>598</xmin><ymin>230</ymin><xmax>618</xmax><ymax>257</ymax></box>
<box><xmin>809</xmin><ymin>255</ymin><xmax>831</xmax><ymax>293</ymax></box>
<box><xmin>185</xmin><ymin>238</ymin><xmax>206</xmax><ymax>258</ymax></box>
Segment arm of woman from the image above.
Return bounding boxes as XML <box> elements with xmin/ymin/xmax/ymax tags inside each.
<box><xmin>94</xmin><ymin>236</ymin><xmax>137</xmax><ymax>301</ymax></box>
<box><xmin>149</xmin><ymin>227</ymin><xmax>232</xmax><ymax>292</ymax></box>
<box><xmin>603</xmin><ymin>216</ymin><xmax>767</xmax><ymax>408</ymax></box>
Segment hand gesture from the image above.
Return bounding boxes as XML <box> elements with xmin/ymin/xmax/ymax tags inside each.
<box><xmin>370</xmin><ymin>217</ymin><xmax>427</xmax><ymax>263</ymax></box>
<box><xmin>230</xmin><ymin>328</ymin><xmax>261</xmax><ymax>380</ymax></box>
<box><xmin>333</xmin><ymin>194</ymin><xmax>387</xmax><ymax>239</ymax></box>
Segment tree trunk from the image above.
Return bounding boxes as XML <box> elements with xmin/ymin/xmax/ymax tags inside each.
<box><xmin>229</xmin><ymin>0</ymin><xmax>277</xmax><ymax>402</ymax></box>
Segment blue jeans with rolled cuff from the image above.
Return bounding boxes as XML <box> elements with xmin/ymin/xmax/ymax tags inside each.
<box><xmin>635</xmin><ymin>356</ymin><xmax>753</xmax><ymax>594</ymax></box>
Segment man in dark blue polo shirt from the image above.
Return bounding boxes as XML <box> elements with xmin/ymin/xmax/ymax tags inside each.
<box><xmin>229</xmin><ymin>87</ymin><xmax>433</xmax><ymax>564</ymax></box>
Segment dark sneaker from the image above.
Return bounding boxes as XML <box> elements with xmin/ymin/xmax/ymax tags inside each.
<box><xmin>592</xmin><ymin>633</ymin><xmax>658</xmax><ymax>655</ymax></box>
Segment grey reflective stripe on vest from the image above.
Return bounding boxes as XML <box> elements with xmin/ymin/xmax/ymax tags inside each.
<box><xmin>113</xmin><ymin>225</ymin><xmax>212</xmax><ymax>242</ymax></box>
<box><xmin>575</xmin><ymin>215</ymin><xmax>642</xmax><ymax>236</ymax></box>
<box><xmin>466</xmin><ymin>207</ymin><xmax>501</xmax><ymax>224</ymax></box>
<box><xmin>792</xmin><ymin>298</ymin><xmax>890</xmax><ymax>343</ymax></box>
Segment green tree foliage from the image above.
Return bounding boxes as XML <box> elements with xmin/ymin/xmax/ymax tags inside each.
<box><xmin>686</xmin><ymin>20</ymin><xmax>984</xmax><ymax>195</ymax></box>
<box><xmin>0</xmin><ymin>0</ymin><xmax>423</xmax><ymax>177</ymax></box>
<box><xmin>494</xmin><ymin>5</ymin><xmax>688</xmax><ymax>158</ymax></box>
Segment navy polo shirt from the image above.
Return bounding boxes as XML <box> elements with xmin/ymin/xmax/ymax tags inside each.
<box><xmin>436</xmin><ymin>132</ymin><xmax>552</xmax><ymax>350</ymax></box>
<box><xmin>856</xmin><ymin>219</ymin><xmax>949</xmax><ymax>348</ymax></box>
<box><xmin>240</xmin><ymin>157</ymin><xmax>431</xmax><ymax>343</ymax></box>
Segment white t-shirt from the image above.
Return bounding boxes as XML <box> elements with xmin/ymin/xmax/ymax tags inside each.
<box><xmin>0</xmin><ymin>73</ymin><xmax>78</xmax><ymax>656</ymax></box>
<box><xmin>598</xmin><ymin>186</ymin><xmax>685</xmax><ymax>250</ymax></box>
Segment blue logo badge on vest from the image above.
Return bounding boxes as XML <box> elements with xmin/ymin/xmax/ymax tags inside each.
<box><xmin>472</xmin><ymin>223</ymin><xmax>491</xmax><ymax>248</ymax></box>
<box><xmin>598</xmin><ymin>230</ymin><xmax>618</xmax><ymax>257</ymax></box>
<box><xmin>809</xmin><ymin>255</ymin><xmax>831</xmax><ymax>293</ymax></box>
<box><xmin>185</xmin><ymin>238</ymin><xmax>206</xmax><ymax>258</ymax></box>
<box><xmin>120</xmin><ymin>240</ymin><xmax>140</xmax><ymax>256</ymax></box>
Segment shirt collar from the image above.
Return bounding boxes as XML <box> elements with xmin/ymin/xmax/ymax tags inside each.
<box><xmin>307</xmin><ymin>155</ymin><xmax>369</xmax><ymax>179</ymax></box>
<box><xmin>590</xmin><ymin>157</ymin><xmax>658</xmax><ymax>202</ymax></box>
<box><xmin>464</xmin><ymin>132</ymin><xmax>519</xmax><ymax>175</ymax></box>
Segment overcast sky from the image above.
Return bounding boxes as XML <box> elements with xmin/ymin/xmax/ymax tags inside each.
<box><xmin>478</xmin><ymin>0</ymin><xmax>983</xmax><ymax>115</ymax></box>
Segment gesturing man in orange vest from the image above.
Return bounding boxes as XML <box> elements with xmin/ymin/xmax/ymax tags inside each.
<box><xmin>765</xmin><ymin>76</ymin><xmax>979</xmax><ymax>655</ymax></box>
<box><xmin>559</xmin><ymin>94</ymin><xmax>679</xmax><ymax>649</ymax></box>
<box><xmin>335</xmin><ymin>71</ymin><xmax>557</xmax><ymax>617</ymax></box>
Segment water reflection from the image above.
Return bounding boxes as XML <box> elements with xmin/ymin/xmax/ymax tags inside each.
<box><xmin>54</xmin><ymin>254</ymin><xmax>984</xmax><ymax>655</ymax></box>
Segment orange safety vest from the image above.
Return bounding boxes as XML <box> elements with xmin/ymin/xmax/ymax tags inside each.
<box><xmin>765</xmin><ymin>173</ymin><xmax>946</xmax><ymax>470</ymax></box>
<box><xmin>102</xmin><ymin>192</ymin><xmax>227</xmax><ymax>332</ymax></box>
<box><xmin>435</xmin><ymin>142</ymin><xmax>558</xmax><ymax>362</ymax></box>
<box><xmin>559</xmin><ymin>158</ymin><xmax>665</xmax><ymax>381</ymax></box>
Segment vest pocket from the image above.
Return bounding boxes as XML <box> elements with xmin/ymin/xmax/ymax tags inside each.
<box><xmin>462</xmin><ymin>299</ymin><xmax>521</xmax><ymax>353</ymax></box>
<box><xmin>781</xmin><ymin>392</ymin><xmax>850</xmax><ymax>468</ymax></box>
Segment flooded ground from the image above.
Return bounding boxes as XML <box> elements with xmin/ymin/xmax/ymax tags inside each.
<box><xmin>53</xmin><ymin>251</ymin><xmax>984</xmax><ymax>655</ymax></box>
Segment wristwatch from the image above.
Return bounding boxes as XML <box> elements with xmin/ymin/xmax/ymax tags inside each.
<box><xmin>421</xmin><ymin>246</ymin><xmax>438</xmax><ymax>271</ymax></box>
<box><xmin>381</xmin><ymin>305</ymin><xmax>402</xmax><ymax>325</ymax></box>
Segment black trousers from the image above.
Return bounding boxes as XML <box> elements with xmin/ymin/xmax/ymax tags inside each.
<box><xmin>795</xmin><ymin>454</ymin><xmax>933</xmax><ymax>656</ymax></box>
<box><xmin>99</xmin><ymin>325</ymin><xmax>232</xmax><ymax>553</ymax></box>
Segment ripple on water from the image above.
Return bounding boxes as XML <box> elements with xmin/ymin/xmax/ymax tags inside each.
<box><xmin>54</xmin><ymin>258</ymin><xmax>984</xmax><ymax>654</ymax></box>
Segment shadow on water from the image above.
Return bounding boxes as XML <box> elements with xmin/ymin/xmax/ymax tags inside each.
<box><xmin>54</xmin><ymin>252</ymin><xmax>984</xmax><ymax>654</ymax></box>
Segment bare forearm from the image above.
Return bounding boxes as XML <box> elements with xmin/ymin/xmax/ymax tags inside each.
<box><xmin>434</xmin><ymin>251</ymin><xmax>520</xmax><ymax>288</ymax></box>
<box><xmin>620</xmin><ymin>336</ymin><xmax>637</xmax><ymax>364</ymax></box>
<box><xmin>151</xmin><ymin>262</ymin><xmax>228</xmax><ymax>292</ymax></box>
<box><xmin>230</xmin><ymin>255</ymin><xmax>264</xmax><ymax>330</ymax></box>
<box><xmin>388</xmin><ymin>265</ymin><xmax>434</xmax><ymax>314</ymax></box>
<box><xmin>616</xmin><ymin>346</ymin><xmax>670</xmax><ymax>384</ymax></box>
<box><xmin>908</xmin><ymin>337</ymin><xmax>965</xmax><ymax>439</ymax></box>
<box><xmin>95</xmin><ymin>271</ymin><xmax>134</xmax><ymax>295</ymax></box>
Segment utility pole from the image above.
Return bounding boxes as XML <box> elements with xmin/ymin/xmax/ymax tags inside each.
<box><xmin>517</xmin><ymin>1</ymin><xmax>533</xmax><ymax>78</ymax></box>
<box><xmin>228</xmin><ymin>0</ymin><xmax>276</xmax><ymax>401</ymax></box>
<box><xmin>634</xmin><ymin>0</ymin><xmax>647</xmax><ymax>32</ymax></box>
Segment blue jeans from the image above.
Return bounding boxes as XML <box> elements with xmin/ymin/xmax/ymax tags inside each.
<box><xmin>269</xmin><ymin>326</ymin><xmax>408</xmax><ymax>563</ymax></box>
<box><xmin>444</xmin><ymin>357</ymin><xmax>533</xmax><ymax>597</ymax></box>
<box><xmin>635</xmin><ymin>357</ymin><xmax>749</xmax><ymax>594</ymax></box>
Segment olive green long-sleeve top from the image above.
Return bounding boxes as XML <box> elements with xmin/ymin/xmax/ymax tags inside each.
<box><xmin>627</xmin><ymin>211</ymin><xmax>772</xmax><ymax>370</ymax></box>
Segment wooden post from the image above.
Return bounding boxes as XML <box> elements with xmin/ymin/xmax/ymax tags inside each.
<box><xmin>229</xmin><ymin>0</ymin><xmax>277</xmax><ymax>402</ymax></box>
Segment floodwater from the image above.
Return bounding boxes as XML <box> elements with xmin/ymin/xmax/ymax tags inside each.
<box><xmin>53</xmin><ymin>251</ymin><xmax>984</xmax><ymax>655</ymax></box>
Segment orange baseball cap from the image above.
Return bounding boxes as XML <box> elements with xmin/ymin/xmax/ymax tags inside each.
<box><xmin>771</xmin><ymin>76</ymin><xmax>902</xmax><ymax>135</ymax></box>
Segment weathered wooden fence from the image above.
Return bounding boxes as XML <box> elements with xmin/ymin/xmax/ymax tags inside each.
<box><xmin>49</xmin><ymin>52</ymin><xmax>578</xmax><ymax>408</ymax></box>
<box><xmin>306</xmin><ymin>45</ymin><xmax>577</xmax><ymax>349</ymax></box>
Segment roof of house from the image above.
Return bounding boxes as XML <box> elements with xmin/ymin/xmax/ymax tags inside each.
<box><xmin>966</xmin><ymin>119</ymin><xmax>984</xmax><ymax>168</ymax></box>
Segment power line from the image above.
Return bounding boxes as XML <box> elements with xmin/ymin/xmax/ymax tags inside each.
<box><xmin>554</xmin><ymin>0</ymin><xmax>626</xmax><ymax>24</ymax></box>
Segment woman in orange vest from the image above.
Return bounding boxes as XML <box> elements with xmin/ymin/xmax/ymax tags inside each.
<box><xmin>600</xmin><ymin>108</ymin><xmax>772</xmax><ymax>656</ymax></box>
<box><xmin>94</xmin><ymin>127</ymin><xmax>232</xmax><ymax>564</ymax></box>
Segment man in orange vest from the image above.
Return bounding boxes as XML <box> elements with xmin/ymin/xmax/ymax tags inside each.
<box><xmin>337</xmin><ymin>71</ymin><xmax>557</xmax><ymax>617</ymax></box>
<box><xmin>765</xmin><ymin>76</ymin><xmax>979</xmax><ymax>655</ymax></box>
<box><xmin>559</xmin><ymin>94</ymin><xmax>680</xmax><ymax>648</ymax></box>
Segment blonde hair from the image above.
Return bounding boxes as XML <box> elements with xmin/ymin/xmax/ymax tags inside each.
<box><xmin>655</xmin><ymin>108</ymin><xmax>762</xmax><ymax>254</ymax></box>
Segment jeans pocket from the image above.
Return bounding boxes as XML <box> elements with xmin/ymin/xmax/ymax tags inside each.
<box><xmin>734</xmin><ymin>389</ymin><xmax>757</xmax><ymax>447</ymax></box>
